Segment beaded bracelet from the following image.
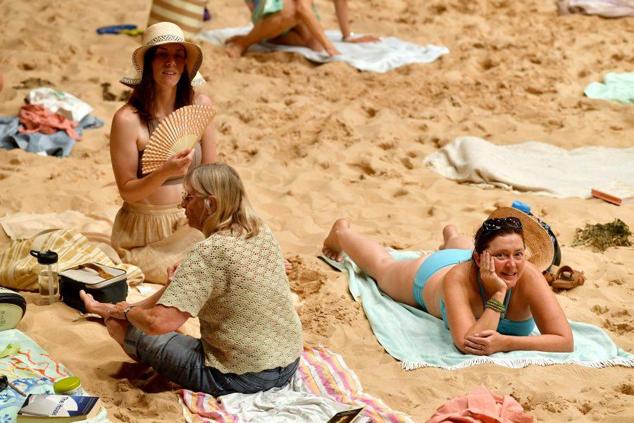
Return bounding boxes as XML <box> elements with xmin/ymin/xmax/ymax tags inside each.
<box><xmin>485</xmin><ymin>298</ymin><xmax>506</xmax><ymax>313</ymax></box>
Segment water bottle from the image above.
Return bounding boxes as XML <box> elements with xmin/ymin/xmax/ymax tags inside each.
<box><xmin>29</xmin><ymin>250</ymin><xmax>59</xmax><ymax>305</ymax></box>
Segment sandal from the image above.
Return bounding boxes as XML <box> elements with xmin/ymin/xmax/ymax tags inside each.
<box><xmin>550</xmin><ymin>265</ymin><xmax>585</xmax><ymax>290</ymax></box>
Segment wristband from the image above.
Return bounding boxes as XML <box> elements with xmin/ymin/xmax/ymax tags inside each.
<box><xmin>485</xmin><ymin>298</ymin><xmax>505</xmax><ymax>313</ymax></box>
<box><xmin>123</xmin><ymin>305</ymin><xmax>136</xmax><ymax>320</ymax></box>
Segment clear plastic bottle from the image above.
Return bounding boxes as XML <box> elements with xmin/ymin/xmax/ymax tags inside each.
<box><xmin>29</xmin><ymin>250</ymin><xmax>59</xmax><ymax>305</ymax></box>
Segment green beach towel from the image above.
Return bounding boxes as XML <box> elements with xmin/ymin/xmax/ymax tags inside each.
<box><xmin>321</xmin><ymin>252</ymin><xmax>634</xmax><ymax>370</ymax></box>
<box><xmin>584</xmin><ymin>72</ymin><xmax>634</xmax><ymax>104</ymax></box>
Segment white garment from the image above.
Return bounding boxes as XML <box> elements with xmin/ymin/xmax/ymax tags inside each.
<box><xmin>198</xmin><ymin>28</ymin><xmax>449</xmax><ymax>73</ymax></box>
<box><xmin>558</xmin><ymin>0</ymin><xmax>634</xmax><ymax>17</ymax></box>
<box><xmin>26</xmin><ymin>87</ymin><xmax>93</xmax><ymax>122</ymax></box>
<box><xmin>424</xmin><ymin>136</ymin><xmax>634</xmax><ymax>198</ymax></box>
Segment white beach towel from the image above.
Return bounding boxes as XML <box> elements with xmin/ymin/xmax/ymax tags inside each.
<box><xmin>558</xmin><ymin>0</ymin><xmax>634</xmax><ymax>17</ymax></box>
<box><xmin>26</xmin><ymin>87</ymin><xmax>94</xmax><ymax>122</ymax></box>
<box><xmin>198</xmin><ymin>28</ymin><xmax>449</xmax><ymax>73</ymax></box>
<box><xmin>423</xmin><ymin>136</ymin><xmax>634</xmax><ymax>198</ymax></box>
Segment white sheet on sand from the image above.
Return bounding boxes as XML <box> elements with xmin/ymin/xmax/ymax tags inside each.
<box><xmin>558</xmin><ymin>0</ymin><xmax>634</xmax><ymax>17</ymax></box>
<box><xmin>198</xmin><ymin>28</ymin><xmax>449</xmax><ymax>73</ymax></box>
<box><xmin>423</xmin><ymin>136</ymin><xmax>634</xmax><ymax>198</ymax></box>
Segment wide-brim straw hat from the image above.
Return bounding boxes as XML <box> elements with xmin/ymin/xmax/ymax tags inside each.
<box><xmin>120</xmin><ymin>21</ymin><xmax>205</xmax><ymax>88</ymax></box>
<box><xmin>488</xmin><ymin>207</ymin><xmax>554</xmax><ymax>272</ymax></box>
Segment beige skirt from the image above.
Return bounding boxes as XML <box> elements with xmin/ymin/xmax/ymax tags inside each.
<box><xmin>111</xmin><ymin>202</ymin><xmax>204</xmax><ymax>284</ymax></box>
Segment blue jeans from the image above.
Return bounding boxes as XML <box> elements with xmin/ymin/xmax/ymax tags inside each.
<box><xmin>123</xmin><ymin>326</ymin><xmax>299</xmax><ymax>396</ymax></box>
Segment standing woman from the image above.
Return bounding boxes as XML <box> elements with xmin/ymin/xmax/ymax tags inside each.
<box><xmin>111</xmin><ymin>22</ymin><xmax>217</xmax><ymax>283</ymax></box>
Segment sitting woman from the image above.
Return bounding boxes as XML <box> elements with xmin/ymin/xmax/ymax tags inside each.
<box><xmin>81</xmin><ymin>163</ymin><xmax>303</xmax><ymax>395</ymax></box>
<box><xmin>111</xmin><ymin>22</ymin><xmax>217</xmax><ymax>283</ymax></box>
<box><xmin>322</xmin><ymin>209</ymin><xmax>573</xmax><ymax>355</ymax></box>
<box><xmin>226</xmin><ymin>0</ymin><xmax>379</xmax><ymax>58</ymax></box>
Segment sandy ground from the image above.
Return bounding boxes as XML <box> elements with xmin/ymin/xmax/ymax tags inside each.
<box><xmin>1</xmin><ymin>0</ymin><xmax>633</xmax><ymax>421</ymax></box>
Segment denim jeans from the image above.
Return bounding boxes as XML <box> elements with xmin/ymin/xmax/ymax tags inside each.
<box><xmin>123</xmin><ymin>326</ymin><xmax>299</xmax><ymax>396</ymax></box>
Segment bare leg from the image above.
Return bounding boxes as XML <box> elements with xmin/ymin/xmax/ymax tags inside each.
<box><xmin>271</xmin><ymin>24</ymin><xmax>321</xmax><ymax>51</ymax></box>
<box><xmin>226</xmin><ymin>3</ymin><xmax>298</xmax><ymax>58</ymax></box>
<box><xmin>295</xmin><ymin>0</ymin><xmax>340</xmax><ymax>56</ymax></box>
<box><xmin>439</xmin><ymin>224</ymin><xmax>474</xmax><ymax>250</ymax></box>
<box><xmin>322</xmin><ymin>219</ymin><xmax>421</xmax><ymax>306</ymax></box>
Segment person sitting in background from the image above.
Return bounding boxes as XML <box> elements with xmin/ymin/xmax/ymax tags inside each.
<box><xmin>81</xmin><ymin>163</ymin><xmax>303</xmax><ymax>395</ymax></box>
<box><xmin>322</xmin><ymin>208</ymin><xmax>573</xmax><ymax>355</ymax></box>
<box><xmin>226</xmin><ymin>0</ymin><xmax>379</xmax><ymax>58</ymax></box>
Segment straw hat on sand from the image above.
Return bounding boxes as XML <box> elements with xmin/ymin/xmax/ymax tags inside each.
<box><xmin>488</xmin><ymin>207</ymin><xmax>555</xmax><ymax>272</ymax></box>
<box><xmin>120</xmin><ymin>21</ymin><xmax>205</xmax><ymax>87</ymax></box>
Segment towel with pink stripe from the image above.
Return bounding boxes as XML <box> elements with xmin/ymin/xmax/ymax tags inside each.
<box><xmin>179</xmin><ymin>347</ymin><xmax>413</xmax><ymax>422</ymax></box>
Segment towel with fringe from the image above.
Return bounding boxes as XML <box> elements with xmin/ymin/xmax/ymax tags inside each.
<box><xmin>179</xmin><ymin>346</ymin><xmax>413</xmax><ymax>423</ymax></box>
<box><xmin>198</xmin><ymin>28</ymin><xmax>448</xmax><ymax>73</ymax></box>
<box><xmin>320</xmin><ymin>252</ymin><xmax>634</xmax><ymax>370</ymax></box>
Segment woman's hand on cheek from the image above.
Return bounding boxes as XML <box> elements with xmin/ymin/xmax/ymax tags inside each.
<box><xmin>479</xmin><ymin>251</ymin><xmax>508</xmax><ymax>294</ymax></box>
<box><xmin>464</xmin><ymin>330</ymin><xmax>506</xmax><ymax>355</ymax></box>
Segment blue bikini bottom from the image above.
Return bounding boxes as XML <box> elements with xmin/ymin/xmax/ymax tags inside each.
<box><xmin>412</xmin><ymin>249</ymin><xmax>472</xmax><ymax>311</ymax></box>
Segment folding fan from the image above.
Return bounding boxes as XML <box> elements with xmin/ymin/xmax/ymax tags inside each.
<box><xmin>141</xmin><ymin>104</ymin><xmax>216</xmax><ymax>175</ymax></box>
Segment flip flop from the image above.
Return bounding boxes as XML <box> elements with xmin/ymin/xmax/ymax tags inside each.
<box><xmin>96</xmin><ymin>24</ymin><xmax>138</xmax><ymax>35</ymax></box>
<box><xmin>550</xmin><ymin>265</ymin><xmax>585</xmax><ymax>290</ymax></box>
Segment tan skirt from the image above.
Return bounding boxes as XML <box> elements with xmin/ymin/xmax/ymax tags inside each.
<box><xmin>111</xmin><ymin>202</ymin><xmax>204</xmax><ymax>284</ymax></box>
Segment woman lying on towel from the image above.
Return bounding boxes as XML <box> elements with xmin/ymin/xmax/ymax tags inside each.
<box><xmin>322</xmin><ymin>208</ymin><xmax>573</xmax><ymax>355</ymax></box>
<box><xmin>110</xmin><ymin>22</ymin><xmax>217</xmax><ymax>283</ymax></box>
<box><xmin>81</xmin><ymin>163</ymin><xmax>303</xmax><ymax>395</ymax></box>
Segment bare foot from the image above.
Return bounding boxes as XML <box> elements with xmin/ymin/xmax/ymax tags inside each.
<box><xmin>439</xmin><ymin>224</ymin><xmax>459</xmax><ymax>249</ymax></box>
<box><xmin>322</xmin><ymin>218</ymin><xmax>350</xmax><ymax>262</ymax></box>
<box><xmin>285</xmin><ymin>259</ymin><xmax>293</xmax><ymax>275</ymax></box>
<box><xmin>225</xmin><ymin>37</ymin><xmax>247</xmax><ymax>58</ymax></box>
<box><xmin>325</xmin><ymin>46</ymin><xmax>341</xmax><ymax>57</ymax></box>
<box><xmin>80</xmin><ymin>290</ymin><xmax>113</xmax><ymax>318</ymax></box>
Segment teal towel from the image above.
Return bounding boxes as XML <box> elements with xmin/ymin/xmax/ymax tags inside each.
<box><xmin>584</xmin><ymin>72</ymin><xmax>634</xmax><ymax>104</ymax></box>
<box><xmin>321</xmin><ymin>252</ymin><xmax>634</xmax><ymax>370</ymax></box>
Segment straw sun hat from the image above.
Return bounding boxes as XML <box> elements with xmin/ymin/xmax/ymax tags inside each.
<box><xmin>487</xmin><ymin>207</ymin><xmax>554</xmax><ymax>272</ymax></box>
<box><xmin>120</xmin><ymin>22</ymin><xmax>205</xmax><ymax>88</ymax></box>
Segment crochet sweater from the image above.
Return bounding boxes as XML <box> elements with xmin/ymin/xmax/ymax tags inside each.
<box><xmin>157</xmin><ymin>224</ymin><xmax>303</xmax><ymax>374</ymax></box>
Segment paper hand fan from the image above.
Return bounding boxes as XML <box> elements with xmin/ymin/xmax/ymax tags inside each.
<box><xmin>141</xmin><ymin>104</ymin><xmax>216</xmax><ymax>175</ymax></box>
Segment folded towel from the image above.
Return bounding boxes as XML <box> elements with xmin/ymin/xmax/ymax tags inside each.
<box><xmin>320</xmin><ymin>253</ymin><xmax>634</xmax><ymax>370</ymax></box>
<box><xmin>198</xmin><ymin>27</ymin><xmax>449</xmax><ymax>73</ymax></box>
<box><xmin>423</xmin><ymin>136</ymin><xmax>634</xmax><ymax>198</ymax></box>
<box><xmin>179</xmin><ymin>347</ymin><xmax>413</xmax><ymax>422</ymax></box>
<box><xmin>585</xmin><ymin>72</ymin><xmax>634</xmax><ymax>104</ymax></box>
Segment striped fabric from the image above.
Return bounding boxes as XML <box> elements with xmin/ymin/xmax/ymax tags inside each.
<box><xmin>179</xmin><ymin>347</ymin><xmax>413</xmax><ymax>423</ymax></box>
<box><xmin>0</xmin><ymin>228</ymin><xmax>143</xmax><ymax>291</ymax></box>
<box><xmin>148</xmin><ymin>0</ymin><xmax>206</xmax><ymax>39</ymax></box>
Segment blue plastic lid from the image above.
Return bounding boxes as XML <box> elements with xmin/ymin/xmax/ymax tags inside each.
<box><xmin>512</xmin><ymin>200</ymin><xmax>531</xmax><ymax>214</ymax></box>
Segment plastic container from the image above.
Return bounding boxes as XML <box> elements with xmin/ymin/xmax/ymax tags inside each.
<box><xmin>29</xmin><ymin>250</ymin><xmax>59</xmax><ymax>305</ymax></box>
<box><xmin>53</xmin><ymin>376</ymin><xmax>82</xmax><ymax>395</ymax></box>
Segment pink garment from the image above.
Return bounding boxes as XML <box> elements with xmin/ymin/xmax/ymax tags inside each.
<box><xmin>18</xmin><ymin>104</ymin><xmax>80</xmax><ymax>140</ymax></box>
<box><xmin>427</xmin><ymin>385</ymin><xmax>533</xmax><ymax>423</ymax></box>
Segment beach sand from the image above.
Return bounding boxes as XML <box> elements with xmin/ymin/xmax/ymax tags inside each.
<box><xmin>1</xmin><ymin>0</ymin><xmax>633</xmax><ymax>421</ymax></box>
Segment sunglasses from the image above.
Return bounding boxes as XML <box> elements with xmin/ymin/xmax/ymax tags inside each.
<box><xmin>0</xmin><ymin>375</ymin><xmax>26</xmax><ymax>396</ymax></box>
<box><xmin>482</xmin><ymin>217</ymin><xmax>522</xmax><ymax>232</ymax></box>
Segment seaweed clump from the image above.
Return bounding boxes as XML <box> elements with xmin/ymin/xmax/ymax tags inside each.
<box><xmin>572</xmin><ymin>219</ymin><xmax>632</xmax><ymax>252</ymax></box>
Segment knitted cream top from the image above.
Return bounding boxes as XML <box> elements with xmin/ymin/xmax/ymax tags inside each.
<box><xmin>157</xmin><ymin>224</ymin><xmax>303</xmax><ymax>374</ymax></box>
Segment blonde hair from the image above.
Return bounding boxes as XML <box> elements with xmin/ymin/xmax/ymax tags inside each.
<box><xmin>185</xmin><ymin>164</ymin><xmax>262</xmax><ymax>238</ymax></box>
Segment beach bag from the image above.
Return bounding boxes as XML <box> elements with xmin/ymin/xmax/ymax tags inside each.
<box><xmin>147</xmin><ymin>0</ymin><xmax>206</xmax><ymax>39</ymax></box>
<box><xmin>0</xmin><ymin>229</ymin><xmax>143</xmax><ymax>291</ymax></box>
<box><xmin>59</xmin><ymin>263</ymin><xmax>128</xmax><ymax>312</ymax></box>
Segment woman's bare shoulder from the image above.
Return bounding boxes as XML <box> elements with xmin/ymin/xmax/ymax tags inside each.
<box><xmin>113</xmin><ymin>104</ymin><xmax>141</xmax><ymax>127</ymax></box>
<box><xmin>193</xmin><ymin>92</ymin><xmax>213</xmax><ymax>106</ymax></box>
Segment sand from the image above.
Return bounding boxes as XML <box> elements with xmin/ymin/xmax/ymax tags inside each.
<box><xmin>1</xmin><ymin>0</ymin><xmax>633</xmax><ymax>421</ymax></box>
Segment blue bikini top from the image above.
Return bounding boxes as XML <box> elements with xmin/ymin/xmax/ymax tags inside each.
<box><xmin>440</xmin><ymin>278</ymin><xmax>536</xmax><ymax>336</ymax></box>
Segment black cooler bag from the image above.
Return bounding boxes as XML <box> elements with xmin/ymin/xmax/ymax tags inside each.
<box><xmin>59</xmin><ymin>263</ymin><xmax>128</xmax><ymax>312</ymax></box>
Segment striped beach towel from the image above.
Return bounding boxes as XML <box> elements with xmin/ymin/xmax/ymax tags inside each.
<box><xmin>0</xmin><ymin>228</ymin><xmax>143</xmax><ymax>291</ymax></box>
<box><xmin>148</xmin><ymin>0</ymin><xmax>205</xmax><ymax>39</ymax></box>
<box><xmin>179</xmin><ymin>347</ymin><xmax>413</xmax><ymax>422</ymax></box>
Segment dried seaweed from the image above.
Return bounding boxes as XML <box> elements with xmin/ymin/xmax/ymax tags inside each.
<box><xmin>572</xmin><ymin>219</ymin><xmax>632</xmax><ymax>252</ymax></box>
